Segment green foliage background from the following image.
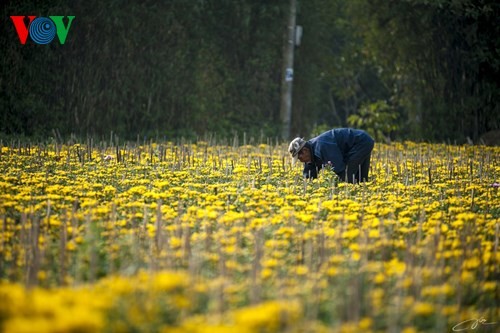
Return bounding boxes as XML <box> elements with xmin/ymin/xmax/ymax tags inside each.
<box><xmin>0</xmin><ymin>0</ymin><xmax>498</xmax><ymax>142</ymax></box>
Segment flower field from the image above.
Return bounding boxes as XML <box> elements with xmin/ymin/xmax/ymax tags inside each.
<box><xmin>0</xmin><ymin>139</ymin><xmax>498</xmax><ymax>333</ymax></box>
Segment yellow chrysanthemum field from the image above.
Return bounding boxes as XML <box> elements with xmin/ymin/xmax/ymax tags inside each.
<box><xmin>0</xmin><ymin>140</ymin><xmax>498</xmax><ymax>332</ymax></box>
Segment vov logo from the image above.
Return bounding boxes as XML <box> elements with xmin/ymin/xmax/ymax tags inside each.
<box><xmin>10</xmin><ymin>16</ymin><xmax>75</xmax><ymax>45</ymax></box>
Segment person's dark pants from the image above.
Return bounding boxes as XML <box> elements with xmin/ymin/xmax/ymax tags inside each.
<box><xmin>338</xmin><ymin>136</ymin><xmax>375</xmax><ymax>183</ymax></box>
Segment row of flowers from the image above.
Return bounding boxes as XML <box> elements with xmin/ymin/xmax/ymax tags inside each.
<box><xmin>0</xmin><ymin>141</ymin><xmax>498</xmax><ymax>332</ymax></box>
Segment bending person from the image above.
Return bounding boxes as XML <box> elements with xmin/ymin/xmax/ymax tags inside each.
<box><xmin>288</xmin><ymin>128</ymin><xmax>375</xmax><ymax>183</ymax></box>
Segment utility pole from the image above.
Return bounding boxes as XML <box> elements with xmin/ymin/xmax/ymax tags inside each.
<box><xmin>280</xmin><ymin>0</ymin><xmax>297</xmax><ymax>141</ymax></box>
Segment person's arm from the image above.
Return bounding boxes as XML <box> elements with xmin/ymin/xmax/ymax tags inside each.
<box><xmin>303</xmin><ymin>163</ymin><xmax>319</xmax><ymax>179</ymax></box>
<box><xmin>314</xmin><ymin>141</ymin><xmax>345</xmax><ymax>175</ymax></box>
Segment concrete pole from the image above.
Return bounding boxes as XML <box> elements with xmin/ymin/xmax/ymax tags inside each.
<box><xmin>280</xmin><ymin>0</ymin><xmax>297</xmax><ymax>141</ymax></box>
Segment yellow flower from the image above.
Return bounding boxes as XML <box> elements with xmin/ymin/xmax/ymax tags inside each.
<box><xmin>482</xmin><ymin>281</ymin><xmax>496</xmax><ymax>292</ymax></box>
<box><xmin>369</xmin><ymin>229</ymin><xmax>380</xmax><ymax>238</ymax></box>
<box><xmin>170</xmin><ymin>236</ymin><xmax>182</xmax><ymax>249</ymax></box>
<box><xmin>233</xmin><ymin>300</ymin><xmax>302</xmax><ymax>331</ymax></box>
<box><xmin>413</xmin><ymin>302</ymin><xmax>435</xmax><ymax>316</ymax></box>
<box><xmin>421</xmin><ymin>284</ymin><xmax>454</xmax><ymax>297</ymax></box>
<box><xmin>401</xmin><ymin>327</ymin><xmax>418</xmax><ymax>333</ymax></box>
<box><xmin>296</xmin><ymin>212</ymin><xmax>314</xmax><ymax>223</ymax></box>
<box><xmin>152</xmin><ymin>271</ymin><xmax>188</xmax><ymax>292</ymax></box>
<box><xmin>462</xmin><ymin>257</ymin><xmax>481</xmax><ymax>270</ymax></box>
<box><xmin>295</xmin><ymin>265</ymin><xmax>309</xmax><ymax>276</ymax></box>
<box><xmin>261</xmin><ymin>268</ymin><xmax>273</xmax><ymax>279</ymax></box>
<box><xmin>342</xmin><ymin>229</ymin><xmax>360</xmax><ymax>240</ymax></box>
<box><xmin>351</xmin><ymin>252</ymin><xmax>361</xmax><ymax>261</ymax></box>
<box><xmin>374</xmin><ymin>273</ymin><xmax>386</xmax><ymax>284</ymax></box>
<box><xmin>358</xmin><ymin>317</ymin><xmax>373</xmax><ymax>330</ymax></box>
<box><xmin>385</xmin><ymin>259</ymin><xmax>406</xmax><ymax>276</ymax></box>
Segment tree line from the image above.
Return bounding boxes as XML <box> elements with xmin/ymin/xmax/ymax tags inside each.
<box><xmin>1</xmin><ymin>0</ymin><xmax>498</xmax><ymax>142</ymax></box>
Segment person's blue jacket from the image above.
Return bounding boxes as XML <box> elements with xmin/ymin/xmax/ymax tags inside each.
<box><xmin>303</xmin><ymin>128</ymin><xmax>374</xmax><ymax>179</ymax></box>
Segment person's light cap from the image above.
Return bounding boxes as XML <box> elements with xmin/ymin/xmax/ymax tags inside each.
<box><xmin>288</xmin><ymin>137</ymin><xmax>307</xmax><ymax>164</ymax></box>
